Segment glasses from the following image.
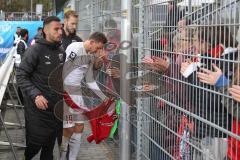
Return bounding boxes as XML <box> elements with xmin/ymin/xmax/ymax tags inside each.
<box><xmin>179</xmin><ymin>38</ymin><xmax>198</xmax><ymax>42</ymax></box>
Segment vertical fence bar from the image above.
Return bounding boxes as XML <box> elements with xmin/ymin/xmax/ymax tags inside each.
<box><xmin>31</xmin><ymin>0</ymin><xmax>33</xmax><ymax>21</ymax></box>
<box><xmin>119</xmin><ymin>0</ymin><xmax>131</xmax><ymax>160</ymax></box>
<box><xmin>136</xmin><ymin>0</ymin><xmax>145</xmax><ymax>159</ymax></box>
<box><xmin>90</xmin><ymin>0</ymin><xmax>95</xmax><ymax>32</ymax></box>
<box><xmin>188</xmin><ymin>0</ymin><xmax>192</xmax><ymax>16</ymax></box>
<box><xmin>52</xmin><ymin>0</ymin><xmax>56</xmax><ymax>16</ymax></box>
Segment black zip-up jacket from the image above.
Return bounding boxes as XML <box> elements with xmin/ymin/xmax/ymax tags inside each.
<box><xmin>62</xmin><ymin>29</ymin><xmax>82</xmax><ymax>51</ymax></box>
<box><xmin>16</xmin><ymin>38</ymin><xmax>65</xmax><ymax>145</ymax></box>
<box><xmin>17</xmin><ymin>41</ymin><xmax>25</xmax><ymax>57</ymax></box>
<box><xmin>17</xmin><ymin>38</ymin><xmax>65</xmax><ymax>104</ymax></box>
<box><xmin>17</xmin><ymin>39</ymin><xmax>27</xmax><ymax>58</ymax></box>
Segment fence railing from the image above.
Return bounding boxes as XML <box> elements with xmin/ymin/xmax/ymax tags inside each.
<box><xmin>3</xmin><ymin>12</ymin><xmax>51</xmax><ymax>21</ymax></box>
<box><xmin>0</xmin><ymin>47</ymin><xmax>25</xmax><ymax>160</ymax></box>
<box><xmin>0</xmin><ymin>48</ymin><xmax>15</xmax><ymax>105</ymax></box>
<box><xmin>75</xmin><ymin>0</ymin><xmax>240</xmax><ymax>160</ymax></box>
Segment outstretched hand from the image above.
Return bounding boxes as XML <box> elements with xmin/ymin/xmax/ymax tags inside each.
<box><xmin>229</xmin><ymin>85</ymin><xmax>240</xmax><ymax>102</ymax></box>
<box><xmin>197</xmin><ymin>64</ymin><xmax>222</xmax><ymax>85</ymax></box>
<box><xmin>142</xmin><ymin>56</ymin><xmax>169</xmax><ymax>72</ymax></box>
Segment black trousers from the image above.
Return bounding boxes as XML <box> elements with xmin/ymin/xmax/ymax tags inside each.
<box><xmin>17</xmin><ymin>87</ymin><xmax>24</xmax><ymax>105</ymax></box>
<box><xmin>23</xmin><ymin>92</ymin><xmax>63</xmax><ymax>160</ymax></box>
<box><xmin>24</xmin><ymin>140</ymin><xmax>56</xmax><ymax>160</ymax></box>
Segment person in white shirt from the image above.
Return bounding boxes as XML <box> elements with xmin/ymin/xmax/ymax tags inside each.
<box><xmin>15</xmin><ymin>29</ymin><xmax>28</xmax><ymax>66</ymax></box>
<box><xmin>60</xmin><ymin>32</ymin><xmax>108</xmax><ymax>160</ymax></box>
<box><xmin>13</xmin><ymin>26</ymin><xmax>21</xmax><ymax>46</ymax></box>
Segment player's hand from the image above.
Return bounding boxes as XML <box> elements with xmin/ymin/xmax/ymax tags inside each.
<box><xmin>35</xmin><ymin>95</ymin><xmax>48</xmax><ymax>110</ymax></box>
<box><xmin>94</xmin><ymin>49</ymin><xmax>107</xmax><ymax>69</ymax></box>
<box><xmin>97</xmin><ymin>49</ymin><xmax>108</xmax><ymax>61</ymax></box>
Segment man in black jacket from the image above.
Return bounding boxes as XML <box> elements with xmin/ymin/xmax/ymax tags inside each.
<box><xmin>16</xmin><ymin>28</ymin><xmax>28</xmax><ymax>59</ymax></box>
<box><xmin>62</xmin><ymin>10</ymin><xmax>82</xmax><ymax>50</ymax></box>
<box><xmin>16</xmin><ymin>28</ymin><xmax>29</xmax><ymax>105</ymax></box>
<box><xmin>16</xmin><ymin>16</ymin><xmax>64</xmax><ymax>160</ymax></box>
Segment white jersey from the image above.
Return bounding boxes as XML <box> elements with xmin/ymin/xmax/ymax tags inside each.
<box><xmin>64</xmin><ymin>42</ymin><xmax>90</xmax><ymax>87</ymax></box>
<box><xmin>63</xmin><ymin>42</ymin><xmax>108</xmax><ymax>127</ymax></box>
<box><xmin>63</xmin><ymin>42</ymin><xmax>106</xmax><ymax>111</ymax></box>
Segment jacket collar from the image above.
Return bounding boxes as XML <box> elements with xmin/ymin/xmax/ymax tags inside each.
<box><xmin>62</xmin><ymin>29</ymin><xmax>76</xmax><ymax>38</ymax></box>
<box><xmin>37</xmin><ymin>38</ymin><xmax>61</xmax><ymax>49</ymax></box>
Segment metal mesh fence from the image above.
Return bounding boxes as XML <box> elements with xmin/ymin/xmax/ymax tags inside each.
<box><xmin>76</xmin><ymin>0</ymin><xmax>240</xmax><ymax>159</ymax></box>
<box><xmin>4</xmin><ymin>12</ymin><xmax>49</xmax><ymax>21</ymax></box>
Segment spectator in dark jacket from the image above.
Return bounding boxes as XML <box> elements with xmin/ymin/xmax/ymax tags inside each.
<box><xmin>59</xmin><ymin>9</ymin><xmax>83</xmax><ymax>154</ymax></box>
<box><xmin>227</xmin><ymin>65</ymin><xmax>240</xmax><ymax>160</ymax></box>
<box><xmin>196</xmin><ymin>48</ymin><xmax>240</xmax><ymax>160</ymax></box>
<box><xmin>142</xmin><ymin>22</ymin><xmax>195</xmax><ymax>160</ymax></box>
<box><xmin>195</xmin><ymin>54</ymin><xmax>240</xmax><ymax>160</ymax></box>
<box><xmin>180</xmin><ymin>25</ymin><xmax>238</xmax><ymax>160</ymax></box>
<box><xmin>16</xmin><ymin>28</ymin><xmax>29</xmax><ymax>104</ymax></box>
<box><xmin>17</xmin><ymin>28</ymin><xmax>28</xmax><ymax>59</ymax></box>
<box><xmin>30</xmin><ymin>27</ymin><xmax>43</xmax><ymax>45</ymax></box>
<box><xmin>62</xmin><ymin>10</ymin><xmax>82</xmax><ymax>51</ymax></box>
<box><xmin>16</xmin><ymin>16</ymin><xmax>64</xmax><ymax>160</ymax></box>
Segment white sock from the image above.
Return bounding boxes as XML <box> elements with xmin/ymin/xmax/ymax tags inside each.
<box><xmin>68</xmin><ymin>133</ymin><xmax>82</xmax><ymax>160</ymax></box>
<box><xmin>60</xmin><ymin>136</ymin><xmax>70</xmax><ymax>160</ymax></box>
